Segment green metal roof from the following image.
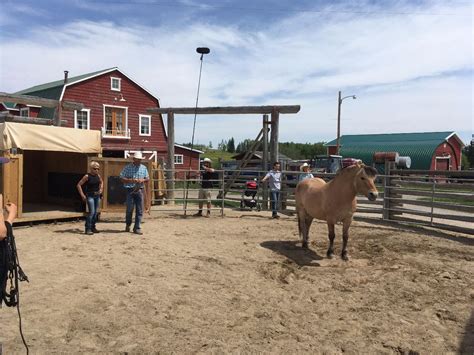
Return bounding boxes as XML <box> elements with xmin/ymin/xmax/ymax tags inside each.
<box><xmin>15</xmin><ymin>67</ymin><xmax>116</xmax><ymax>97</ymax></box>
<box><xmin>14</xmin><ymin>67</ymin><xmax>116</xmax><ymax>119</ymax></box>
<box><xmin>325</xmin><ymin>132</ymin><xmax>456</xmax><ymax>170</ymax></box>
<box><xmin>1</xmin><ymin>102</ymin><xmax>18</xmax><ymax>110</ymax></box>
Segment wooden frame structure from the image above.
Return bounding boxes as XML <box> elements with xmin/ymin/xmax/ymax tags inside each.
<box><xmin>147</xmin><ymin>105</ymin><xmax>300</xmax><ymax>201</ymax></box>
<box><xmin>0</xmin><ymin>92</ymin><xmax>83</xmax><ymax>126</ymax></box>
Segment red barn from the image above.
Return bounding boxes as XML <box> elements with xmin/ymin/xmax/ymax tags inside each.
<box><xmin>6</xmin><ymin>67</ymin><xmax>201</xmax><ymax>170</ymax></box>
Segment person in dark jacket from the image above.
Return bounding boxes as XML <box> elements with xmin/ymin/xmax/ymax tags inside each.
<box><xmin>194</xmin><ymin>158</ymin><xmax>215</xmax><ymax>217</ymax></box>
<box><xmin>77</xmin><ymin>161</ymin><xmax>103</xmax><ymax>235</ymax></box>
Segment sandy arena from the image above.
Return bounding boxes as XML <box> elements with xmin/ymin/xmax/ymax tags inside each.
<box><xmin>2</xmin><ymin>210</ymin><xmax>473</xmax><ymax>353</ymax></box>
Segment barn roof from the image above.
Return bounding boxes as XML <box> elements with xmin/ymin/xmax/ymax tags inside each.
<box><xmin>324</xmin><ymin>132</ymin><xmax>463</xmax><ymax>170</ymax></box>
<box><xmin>14</xmin><ymin>67</ymin><xmax>159</xmax><ymax>118</ymax></box>
<box><xmin>15</xmin><ymin>68</ymin><xmax>115</xmax><ymax>97</ymax></box>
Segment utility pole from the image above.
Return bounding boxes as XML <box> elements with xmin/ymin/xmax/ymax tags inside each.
<box><xmin>336</xmin><ymin>91</ymin><xmax>341</xmax><ymax>155</ymax></box>
<box><xmin>336</xmin><ymin>91</ymin><xmax>356</xmax><ymax>156</ymax></box>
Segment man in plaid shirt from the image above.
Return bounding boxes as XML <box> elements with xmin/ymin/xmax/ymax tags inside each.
<box><xmin>120</xmin><ymin>152</ymin><xmax>149</xmax><ymax>235</ymax></box>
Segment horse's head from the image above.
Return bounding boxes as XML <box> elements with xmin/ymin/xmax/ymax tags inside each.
<box><xmin>354</xmin><ymin>163</ymin><xmax>378</xmax><ymax>201</ymax></box>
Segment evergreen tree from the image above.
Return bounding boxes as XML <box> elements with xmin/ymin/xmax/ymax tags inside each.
<box><xmin>227</xmin><ymin>137</ymin><xmax>235</xmax><ymax>153</ymax></box>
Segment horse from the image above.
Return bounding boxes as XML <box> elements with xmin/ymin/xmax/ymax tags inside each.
<box><xmin>295</xmin><ymin>163</ymin><xmax>378</xmax><ymax>261</ymax></box>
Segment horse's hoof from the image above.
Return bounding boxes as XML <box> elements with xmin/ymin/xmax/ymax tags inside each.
<box><xmin>326</xmin><ymin>251</ymin><xmax>334</xmax><ymax>259</ymax></box>
<box><xmin>341</xmin><ymin>252</ymin><xmax>349</xmax><ymax>261</ymax></box>
<box><xmin>302</xmin><ymin>242</ymin><xmax>308</xmax><ymax>249</ymax></box>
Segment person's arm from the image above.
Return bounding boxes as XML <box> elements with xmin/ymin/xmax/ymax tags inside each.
<box><xmin>203</xmin><ymin>166</ymin><xmax>215</xmax><ymax>173</ymax></box>
<box><xmin>142</xmin><ymin>166</ymin><xmax>150</xmax><ymax>183</ymax></box>
<box><xmin>76</xmin><ymin>175</ymin><xmax>88</xmax><ymax>201</ymax></box>
<box><xmin>0</xmin><ymin>194</ymin><xmax>7</xmax><ymax>240</ymax></box>
<box><xmin>262</xmin><ymin>172</ymin><xmax>270</xmax><ymax>183</ymax></box>
<box><xmin>120</xmin><ymin>167</ymin><xmax>137</xmax><ymax>184</ymax></box>
<box><xmin>98</xmin><ymin>175</ymin><xmax>104</xmax><ymax>195</ymax></box>
<box><xmin>5</xmin><ymin>203</ymin><xmax>17</xmax><ymax>225</ymax></box>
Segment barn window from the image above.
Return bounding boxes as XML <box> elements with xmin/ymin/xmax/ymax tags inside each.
<box><xmin>74</xmin><ymin>109</ymin><xmax>90</xmax><ymax>130</ymax></box>
<box><xmin>111</xmin><ymin>77</ymin><xmax>121</xmax><ymax>91</ymax></box>
<box><xmin>174</xmin><ymin>154</ymin><xmax>183</xmax><ymax>165</ymax></box>
<box><xmin>20</xmin><ymin>107</ymin><xmax>29</xmax><ymax>117</ymax></box>
<box><xmin>103</xmin><ymin>105</ymin><xmax>128</xmax><ymax>138</ymax></box>
<box><xmin>139</xmin><ymin>114</ymin><xmax>151</xmax><ymax>136</ymax></box>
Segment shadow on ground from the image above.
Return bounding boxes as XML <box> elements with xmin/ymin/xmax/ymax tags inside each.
<box><xmin>260</xmin><ymin>240</ymin><xmax>323</xmax><ymax>267</ymax></box>
<box><xmin>460</xmin><ymin>309</ymin><xmax>474</xmax><ymax>354</ymax></box>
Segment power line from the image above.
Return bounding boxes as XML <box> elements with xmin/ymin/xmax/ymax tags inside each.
<box><xmin>86</xmin><ymin>0</ymin><xmax>472</xmax><ymax>17</ymax></box>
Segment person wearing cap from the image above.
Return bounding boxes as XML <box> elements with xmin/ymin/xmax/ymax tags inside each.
<box><xmin>298</xmin><ymin>162</ymin><xmax>314</xmax><ymax>182</ymax></box>
<box><xmin>0</xmin><ymin>157</ymin><xmax>17</xmax><ymax>241</ymax></box>
<box><xmin>194</xmin><ymin>158</ymin><xmax>215</xmax><ymax>217</ymax></box>
<box><xmin>120</xmin><ymin>152</ymin><xmax>150</xmax><ymax>234</ymax></box>
<box><xmin>77</xmin><ymin>161</ymin><xmax>103</xmax><ymax>235</ymax></box>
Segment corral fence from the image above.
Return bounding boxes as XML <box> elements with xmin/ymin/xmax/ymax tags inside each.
<box><xmin>150</xmin><ymin>167</ymin><xmax>474</xmax><ymax>235</ymax></box>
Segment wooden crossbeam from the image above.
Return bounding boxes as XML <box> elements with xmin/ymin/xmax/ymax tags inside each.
<box><xmin>0</xmin><ymin>92</ymin><xmax>84</xmax><ymax>110</ymax></box>
<box><xmin>220</xmin><ymin>128</ymin><xmax>267</xmax><ymax>197</ymax></box>
<box><xmin>0</xmin><ymin>112</ymin><xmax>66</xmax><ymax>126</ymax></box>
<box><xmin>147</xmin><ymin>105</ymin><xmax>300</xmax><ymax>115</ymax></box>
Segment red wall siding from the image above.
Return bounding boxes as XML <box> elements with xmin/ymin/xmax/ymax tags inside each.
<box><xmin>430</xmin><ymin>137</ymin><xmax>462</xmax><ymax>171</ymax></box>
<box><xmin>327</xmin><ymin>146</ymin><xmax>337</xmax><ymax>155</ymax></box>
<box><xmin>61</xmin><ymin>70</ymin><xmax>167</xmax><ymax>153</ymax></box>
<box><xmin>174</xmin><ymin>146</ymin><xmax>200</xmax><ymax>172</ymax></box>
<box><xmin>14</xmin><ymin>104</ymin><xmax>41</xmax><ymax>118</ymax></box>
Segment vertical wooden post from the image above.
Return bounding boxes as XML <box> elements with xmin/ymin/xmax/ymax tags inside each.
<box><xmin>382</xmin><ymin>161</ymin><xmax>391</xmax><ymax>220</ymax></box>
<box><xmin>55</xmin><ymin>102</ymin><xmax>63</xmax><ymax>126</ymax></box>
<box><xmin>262</xmin><ymin>114</ymin><xmax>269</xmax><ymax>210</ymax></box>
<box><xmin>270</xmin><ymin>108</ymin><xmax>279</xmax><ymax>164</ymax></box>
<box><xmin>167</xmin><ymin>111</ymin><xmax>175</xmax><ymax>205</ymax></box>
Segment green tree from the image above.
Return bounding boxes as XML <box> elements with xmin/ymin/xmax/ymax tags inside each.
<box><xmin>217</xmin><ymin>139</ymin><xmax>227</xmax><ymax>151</ymax></box>
<box><xmin>462</xmin><ymin>142</ymin><xmax>474</xmax><ymax>169</ymax></box>
<box><xmin>227</xmin><ymin>137</ymin><xmax>235</xmax><ymax>153</ymax></box>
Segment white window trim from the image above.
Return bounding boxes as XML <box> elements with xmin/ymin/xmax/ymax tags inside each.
<box><xmin>19</xmin><ymin>107</ymin><xmax>30</xmax><ymax>117</ymax></box>
<box><xmin>174</xmin><ymin>154</ymin><xmax>184</xmax><ymax>165</ymax></box>
<box><xmin>435</xmin><ymin>156</ymin><xmax>451</xmax><ymax>170</ymax></box>
<box><xmin>74</xmin><ymin>108</ymin><xmax>91</xmax><ymax>129</ymax></box>
<box><xmin>139</xmin><ymin>114</ymin><xmax>151</xmax><ymax>136</ymax></box>
<box><xmin>103</xmin><ymin>104</ymin><xmax>129</xmax><ymax>139</ymax></box>
<box><xmin>111</xmin><ymin>77</ymin><xmax>121</xmax><ymax>92</ymax></box>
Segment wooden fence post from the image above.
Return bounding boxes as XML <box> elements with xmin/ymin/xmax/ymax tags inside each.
<box><xmin>166</xmin><ymin>111</ymin><xmax>175</xmax><ymax>205</ymax></box>
<box><xmin>382</xmin><ymin>161</ymin><xmax>391</xmax><ymax>220</ymax></box>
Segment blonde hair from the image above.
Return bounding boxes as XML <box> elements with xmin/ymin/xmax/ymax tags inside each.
<box><xmin>90</xmin><ymin>161</ymin><xmax>100</xmax><ymax>169</ymax></box>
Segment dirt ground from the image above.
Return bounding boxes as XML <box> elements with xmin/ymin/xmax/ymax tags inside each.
<box><xmin>2</xmin><ymin>210</ymin><xmax>473</xmax><ymax>354</ymax></box>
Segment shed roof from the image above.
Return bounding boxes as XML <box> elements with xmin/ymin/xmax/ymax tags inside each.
<box><xmin>324</xmin><ymin>132</ymin><xmax>463</xmax><ymax>170</ymax></box>
<box><xmin>1</xmin><ymin>102</ymin><xmax>19</xmax><ymax>110</ymax></box>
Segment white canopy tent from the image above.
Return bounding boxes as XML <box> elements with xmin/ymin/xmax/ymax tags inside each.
<box><xmin>0</xmin><ymin>121</ymin><xmax>101</xmax><ymax>153</ymax></box>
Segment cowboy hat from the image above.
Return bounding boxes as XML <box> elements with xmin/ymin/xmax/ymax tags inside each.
<box><xmin>203</xmin><ymin>158</ymin><xmax>212</xmax><ymax>163</ymax></box>
<box><xmin>132</xmin><ymin>152</ymin><xmax>144</xmax><ymax>160</ymax></box>
<box><xmin>300</xmin><ymin>162</ymin><xmax>310</xmax><ymax>171</ymax></box>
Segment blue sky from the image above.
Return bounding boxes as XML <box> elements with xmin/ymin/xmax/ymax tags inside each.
<box><xmin>0</xmin><ymin>0</ymin><xmax>472</xmax><ymax>145</ymax></box>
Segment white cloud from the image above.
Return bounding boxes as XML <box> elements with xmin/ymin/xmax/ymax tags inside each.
<box><xmin>0</xmin><ymin>0</ymin><xmax>472</xmax><ymax>145</ymax></box>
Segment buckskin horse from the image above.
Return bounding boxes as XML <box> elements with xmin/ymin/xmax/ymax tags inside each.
<box><xmin>295</xmin><ymin>163</ymin><xmax>378</xmax><ymax>261</ymax></box>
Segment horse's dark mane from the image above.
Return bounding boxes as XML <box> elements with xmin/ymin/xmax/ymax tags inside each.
<box><xmin>335</xmin><ymin>164</ymin><xmax>358</xmax><ymax>177</ymax></box>
<box><xmin>335</xmin><ymin>164</ymin><xmax>378</xmax><ymax>178</ymax></box>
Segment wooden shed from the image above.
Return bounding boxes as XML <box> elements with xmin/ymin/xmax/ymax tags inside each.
<box><xmin>0</xmin><ymin>121</ymin><xmax>101</xmax><ymax>222</ymax></box>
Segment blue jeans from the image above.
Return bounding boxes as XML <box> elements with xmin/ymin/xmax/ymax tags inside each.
<box><xmin>126</xmin><ymin>189</ymin><xmax>143</xmax><ymax>231</ymax></box>
<box><xmin>270</xmin><ymin>190</ymin><xmax>280</xmax><ymax>216</ymax></box>
<box><xmin>85</xmin><ymin>195</ymin><xmax>100</xmax><ymax>231</ymax></box>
